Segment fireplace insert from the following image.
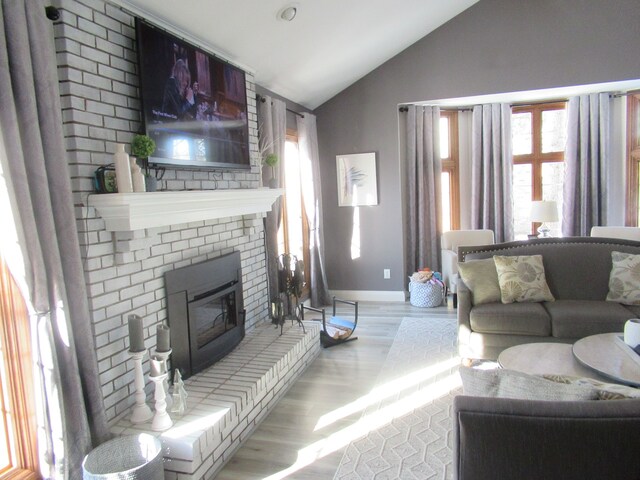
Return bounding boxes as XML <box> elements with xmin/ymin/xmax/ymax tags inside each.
<box><xmin>165</xmin><ymin>251</ymin><xmax>245</xmax><ymax>378</ymax></box>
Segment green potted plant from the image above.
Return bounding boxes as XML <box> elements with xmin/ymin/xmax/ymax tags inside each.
<box><xmin>264</xmin><ymin>153</ymin><xmax>279</xmax><ymax>189</ymax></box>
<box><xmin>131</xmin><ymin>134</ymin><xmax>157</xmax><ymax>191</ymax></box>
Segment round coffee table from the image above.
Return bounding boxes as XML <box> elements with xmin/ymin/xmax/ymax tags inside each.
<box><xmin>572</xmin><ymin>333</ymin><xmax>640</xmax><ymax>387</ymax></box>
<box><xmin>498</xmin><ymin>342</ymin><xmax>609</xmax><ymax>381</ymax></box>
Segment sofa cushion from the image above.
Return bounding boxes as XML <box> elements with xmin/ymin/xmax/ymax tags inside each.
<box><xmin>459</xmin><ymin>367</ymin><xmax>598</xmax><ymax>401</ymax></box>
<box><xmin>470</xmin><ymin>302</ymin><xmax>551</xmax><ymax>336</ymax></box>
<box><xmin>494</xmin><ymin>255</ymin><xmax>554</xmax><ymax>303</ymax></box>
<box><xmin>607</xmin><ymin>251</ymin><xmax>640</xmax><ymax>305</ymax></box>
<box><xmin>624</xmin><ymin>304</ymin><xmax>640</xmax><ymax>317</ymax></box>
<box><xmin>545</xmin><ymin>300</ymin><xmax>633</xmax><ymax>338</ymax></box>
<box><xmin>457</xmin><ymin>258</ymin><xmax>501</xmax><ymax>305</ymax></box>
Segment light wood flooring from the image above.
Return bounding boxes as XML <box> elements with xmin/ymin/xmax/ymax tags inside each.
<box><xmin>215</xmin><ymin>300</ymin><xmax>457</xmax><ymax>480</ymax></box>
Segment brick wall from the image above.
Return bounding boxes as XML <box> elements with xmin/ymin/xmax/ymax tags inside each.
<box><xmin>52</xmin><ymin>0</ymin><xmax>271</xmax><ymax>423</ymax></box>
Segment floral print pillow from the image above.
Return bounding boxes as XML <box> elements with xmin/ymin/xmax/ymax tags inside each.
<box><xmin>606</xmin><ymin>251</ymin><xmax>640</xmax><ymax>305</ymax></box>
<box><xmin>493</xmin><ymin>255</ymin><xmax>555</xmax><ymax>303</ymax></box>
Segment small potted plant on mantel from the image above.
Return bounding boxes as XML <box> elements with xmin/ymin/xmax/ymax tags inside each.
<box><xmin>131</xmin><ymin>134</ymin><xmax>157</xmax><ymax>191</ymax></box>
<box><xmin>264</xmin><ymin>153</ymin><xmax>279</xmax><ymax>189</ymax></box>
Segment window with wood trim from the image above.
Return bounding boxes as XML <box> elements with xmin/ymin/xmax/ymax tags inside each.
<box><xmin>440</xmin><ymin>111</ymin><xmax>460</xmax><ymax>231</ymax></box>
<box><xmin>511</xmin><ymin>102</ymin><xmax>567</xmax><ymax>239</ymax></box>
<box><xmin>626</xmin><ymin>91</ymin><xmax>640</xmax><ymax>226</ymax></box>
<box><xmin>0</xmin><ymin>257</ymin><xmax>40</xmax><ymax>480</ymax></box>
<box><xmin>277</xmin><ymin>131</ymin><xmax>311</xmax><ymax>299</ymax></box>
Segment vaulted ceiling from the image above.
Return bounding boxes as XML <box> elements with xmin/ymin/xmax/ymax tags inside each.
<box><xmin>112</xmin><ymin>0</ymin><xmax>479</xmax><ymax>109</ymax></box>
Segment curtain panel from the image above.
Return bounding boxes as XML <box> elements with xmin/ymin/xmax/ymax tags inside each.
<box><xmin>404</xmin><ymin>105</ymin><xmax>442</xmax><ymax>275</ymax></box>
<box><xmin>297</xmin><ymin>114</ymin><xmax>331</xmax><ymax>307</ymax></box>
<box><xmin>562</xmin><ymin>93</ymin><xmax>610</xmax><ymax>236</ymax></box>
<box><xmin>0</xmin><ymin>2</ymin><xmax>110</xmax><ymax>478</ymax></box>
<box><xmin>257</xmin><ymin>96</ymin><xmax>286</xmax><ymax>303</ymax></box>
<box><xmin>471</xmin><ymin>103</ymin><xmax>514</xmax><ymax>243</ymax></box>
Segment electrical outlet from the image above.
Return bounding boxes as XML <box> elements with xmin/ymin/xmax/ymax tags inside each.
<box><xmin>383</xmin><ymin>269</ymin><xmax>391</xmax><ymax>279</ymax></box>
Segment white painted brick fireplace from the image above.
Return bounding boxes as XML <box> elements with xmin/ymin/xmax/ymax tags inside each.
<box><xmin>51</xmin><ymin>6</ymin><xmax>318</xmax><ymax>471</ymax></box>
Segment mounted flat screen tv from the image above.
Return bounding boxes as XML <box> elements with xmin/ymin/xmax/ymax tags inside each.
<box><xmin>136</xmin><ymin>19</ymin><xmax>250</xmax><ymax>170</ymax></box>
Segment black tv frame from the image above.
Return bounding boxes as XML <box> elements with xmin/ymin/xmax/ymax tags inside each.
<box><xmin>135</xmin><ymin>19</ymin><xmax>251</xmax><ymax>171</ymax></box>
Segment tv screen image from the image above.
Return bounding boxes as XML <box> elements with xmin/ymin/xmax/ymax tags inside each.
<box><xmin>136</xmin><ymin>19</ymin><xmax>251</xmax><ymax>170</ymax></box>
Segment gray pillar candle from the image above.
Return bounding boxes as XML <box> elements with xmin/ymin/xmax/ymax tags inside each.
<box><xmin>128</xmin><ymin>314</ymin><xmax>145</xmax><ymax>352</ymax></box>
<box><xmin>156</xmin><ymin>323</ymin><xmax>171</xmax><ymax>352</ymax></box>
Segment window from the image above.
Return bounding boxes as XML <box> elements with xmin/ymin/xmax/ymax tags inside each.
<box><xmin>626</xmin><ymin>91</ymin><xmax>640</xmax><ymax>226</ymax></box>
<box><xmin>0</xmin><ymin>257</ymin><xmax>40</xmax><ymax>480</ymax></box>
<box><xmin>440</xmin><ymin>111</ymin><xmax>460</xmax><ymax>231</ymax></box>
<box><xmin>512</xmin><ymin>102</ymin><xmax>567</xmax><ymax>239</ymax></box>
<box><xmin>277</xmin><ymin>131</ymin><xmax>311</xmax><ymax>298</ymax></box>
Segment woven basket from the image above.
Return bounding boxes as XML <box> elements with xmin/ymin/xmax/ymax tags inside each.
<box><xmin>409</xmin><ymin>279</ymin><xmax>444</xmax><ymax>307</ymax></box>
<box><xmin>82</xmin><ymin>434</ymin><xmax>163</xmax><ymax>480</ymax></box>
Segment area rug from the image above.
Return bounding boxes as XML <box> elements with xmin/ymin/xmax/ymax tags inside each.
<box><xmin>333</xmin><ymin>313</ymin><xmax>461</xmax><ymax>479</ymax></box>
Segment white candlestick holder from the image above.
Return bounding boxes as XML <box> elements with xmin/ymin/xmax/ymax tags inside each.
<box><xmin>150</xmin><ymin>372</ymin><xmax>173</xmax><ymax>431</ymax></box>
<box><xmin>152</xmin><ymin>348</ymin><xmax>173</xmax><ymax>410</ymax></box>
<box><xmin>129</xmin><ymin>349</ymin><xmax>153</xmax><ymax>424</ymax></box>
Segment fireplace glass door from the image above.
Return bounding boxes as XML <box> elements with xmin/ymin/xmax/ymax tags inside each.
<box><xmin>190</xmin><ymin>287</ymin><xmax>238</xmax><ymax>350</ymax></box>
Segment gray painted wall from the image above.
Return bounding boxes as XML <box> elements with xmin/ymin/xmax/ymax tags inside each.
<box><xmin>315</xmin><ymin>0</ymin><xmax>640</xmax><ymax>293</ymax></box>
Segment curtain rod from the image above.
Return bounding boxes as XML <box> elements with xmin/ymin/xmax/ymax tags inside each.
<box><xmin>398</xmin><ymin>105</ymin><xmax>472</xmax><ymax>112</ymax></box>
<box><xmin>399</xmin><ymin>91</ymin><xmax>637</xmax><ymax>112</ymax></box>
<box><xmin>256</xmin><ymin>94</ymin><xmax>304</xmax><ymax>118</ymax></box>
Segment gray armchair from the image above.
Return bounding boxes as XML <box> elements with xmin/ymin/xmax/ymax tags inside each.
<box><xmin>453</xmin><ymin>395</ymin><xmax>640</xmax><ymax>480</ymax></box>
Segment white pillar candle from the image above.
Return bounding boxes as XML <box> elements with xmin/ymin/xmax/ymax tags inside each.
<box><xmin>624</xmin><ymin>319</ymin><xmax>640</xmax><ymax>348</ymax></box>
<box><xmin>156</xmin><ymin>323</ymin><xmax>171</xmax><ymax>352</ymax></box>
<box><xmin>128</xmin><ymin>314</ymin><xmax>145</xmax><ymax>352</ymax></box>
<box><xmin>150</xmin><ymin>357</ymin><xmax>165</xmax><ymax>377</ymax></box>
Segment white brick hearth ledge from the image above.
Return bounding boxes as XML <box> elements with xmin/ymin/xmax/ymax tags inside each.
<box><xmin>113</xmin><ymin>321</ymin><xmax>321</xmax><ymax>479</ymax></box>
<box><xmin>89</xmin><ymin>188</ymin><xmax>283</xmax><ymax>231</ymax></box>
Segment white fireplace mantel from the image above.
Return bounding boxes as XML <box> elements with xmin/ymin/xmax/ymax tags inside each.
<box><xmin>88</xmin><ymin>188</ymin><xmax>283</xmax><ymax>231</ymax></box>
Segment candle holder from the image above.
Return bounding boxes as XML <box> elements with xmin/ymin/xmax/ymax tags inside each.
<box><xmin>129</xmin><ymin>349</ymin><xmax>153</xmax><ymax>424</ymax></box>
<box><xmin>152</xmin><ymin>348</ymin><xmax>173</xmax><ymax>410</ymax></box>
<box><xmin>150</xmin><ymin>372</ymin><xmax>173</xmax><ymax>431</ymax></box>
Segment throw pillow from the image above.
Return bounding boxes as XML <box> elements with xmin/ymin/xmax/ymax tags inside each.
<box><xmin>493</xmin><ymin>255</ymin><xmax>555</xmax><ymax>303</ymax></box>
<box><xmin>457</xmin><ymin>259</ymin><xmax>501</xmax><ymax>305</ymax></box>
<box><xmin>459</xmin><ymin>366</ymin><xmax>598</xmax><ymax>401</ymax></box>
<box><xmin>606</xmin><ymin>251</ymin><xmax>640</xmax><ymax>305</ymax></box>
<box><xmin>543</xmin><ymin>373</ymin><xmax>640</xmax><ymax>400</ymax></box>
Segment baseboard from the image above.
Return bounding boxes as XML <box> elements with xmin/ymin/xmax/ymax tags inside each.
<box><xmin>329</xmin><ymin>290</ymin><xmax>407</xmax><ymax>302</ymax></box>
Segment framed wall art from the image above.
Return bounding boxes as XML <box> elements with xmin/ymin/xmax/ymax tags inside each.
<box><xmin>336</xmin><ymin>153</ymin><xmax>378</xmax><ymax>206</ymax></box>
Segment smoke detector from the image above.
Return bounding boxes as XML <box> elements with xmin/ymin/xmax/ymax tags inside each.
<box><xmin>278</xmin><ymin>5</ymin><xmax>298</xmax><ymax>22</ymax></box>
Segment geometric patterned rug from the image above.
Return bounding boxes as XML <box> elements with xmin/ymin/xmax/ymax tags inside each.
<box><xmin>333</xmin><ymin>314</ymin><xmax>462</xmax><ymax>479</ymax></box>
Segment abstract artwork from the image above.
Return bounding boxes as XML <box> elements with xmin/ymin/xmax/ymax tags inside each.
<box><xmin>336</xmin><ymin>153</ymin><xmax>378</xmax><ymax>206</ymax></box>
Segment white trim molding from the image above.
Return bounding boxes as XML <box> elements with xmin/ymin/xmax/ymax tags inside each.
<box><xmin>89</xmin><ymin>188</ymin><xmax>283</xmax><ymax>231</ymax></box>
<box><xmin>329</xmin><ymin>290</ymin><xmax>407</xmax><ymax>302</ymax></box>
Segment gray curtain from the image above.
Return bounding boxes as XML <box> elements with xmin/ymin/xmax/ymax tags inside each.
<box><xmin>0</xmin><ymin>2</ymin><xmax>109</xmax><ymax>478</ymax></box>
<box><xmin>297</xmin><ymin>113</ymin><xmax>331</xmax><ymax>307</ymax></box>
<box><xmin>257</xmin><ymin>96</ymin><xmax>286</xmax><ymax>303</ymax></box>
<box><xmin>405</xmin><ymin>105</ymin><xmax>442</xmax><ymax>275</ymax></box>
<box><xmin>562</xmin><ymin>93</ymin><xmax>610</xmax><ymax>236</ymax></box>
<box><xmin>471</xmin><ymin>104</ymin><xmax>514</xmax><ymax>243</ymax></box>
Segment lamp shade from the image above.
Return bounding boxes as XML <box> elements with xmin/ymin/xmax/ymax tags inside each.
<box><xmin>530</xmin><ymin>201</ymin><xmax>558</xmax><ymax>223</ymax></box>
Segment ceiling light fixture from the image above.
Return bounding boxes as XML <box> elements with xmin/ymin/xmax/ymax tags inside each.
<box><xmin>278</xmin><ymin>5</ymin><xmax>298</xmax><ymax>22</ymax></box>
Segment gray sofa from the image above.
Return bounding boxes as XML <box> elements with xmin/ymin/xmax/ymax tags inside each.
<box><xmin>457</xmin><ymin>237</ymin><xmax>640</xmax><ymax>360</ymax></box>
<box><xmin>453</xmin><ymin>395</ymin><xmax>640</xmax><ymax>480</ymax></box>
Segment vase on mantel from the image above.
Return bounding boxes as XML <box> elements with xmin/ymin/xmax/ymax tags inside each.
<box><xmin>130</xmin><ymin>157</ymin><xmax>146</xmax><ymax>192</ymax></box>
<box><xmin>113</xmin><ymin>143</ymin><xmax>133</xmax><ymax>193</ymax></box>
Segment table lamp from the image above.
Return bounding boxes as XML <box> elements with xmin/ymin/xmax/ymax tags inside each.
<box><xmin>530</xmin><ymin>200</ymin><xmax>558</xmax><ymax>237</ymax></box>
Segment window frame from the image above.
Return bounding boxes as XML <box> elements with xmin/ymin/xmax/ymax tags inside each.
<box><xmin>440</xmin><ymin>110</ymin><xmax>460</xmax><ymax>231</ymax></box>
<box><xmin>0</xmin><ymin>257</ymin><xmax>40</xmax><ymax>480</ymax></box>
<box><xmin>512</xmin><ymin>101</ymin><xmax>567</xmax><ymax>235</ymax></box>
<box><xmin>625</xmin><ymin>91</ymin><xmax>640</xmax><ymax>226</ymax></box>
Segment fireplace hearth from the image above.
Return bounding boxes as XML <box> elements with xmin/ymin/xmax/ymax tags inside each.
<box><xmin>165</xmin><ymin>251</ymin><xmax>245</xmax><ymax>378</ymax></box>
